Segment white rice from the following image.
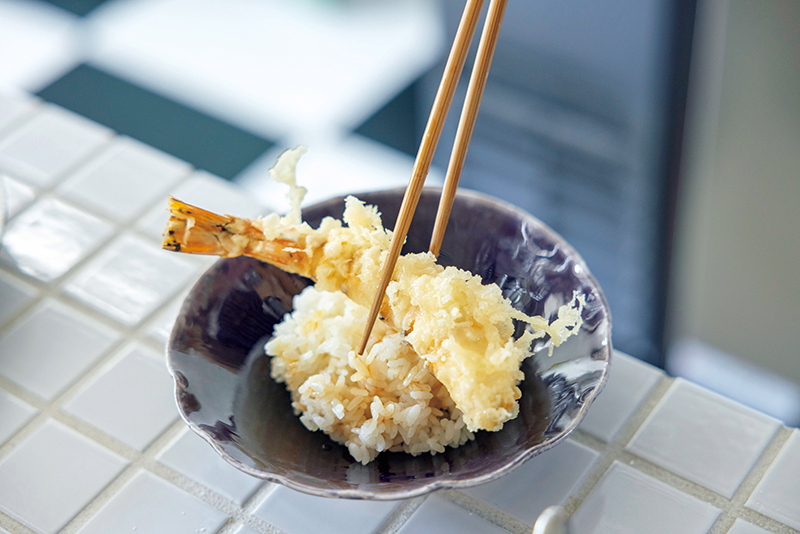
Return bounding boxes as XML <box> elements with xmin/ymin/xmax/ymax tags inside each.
<box><xmin>265</xmin><ymin>286</ymin><xmax>474</xmax><ymax>464</ymax></box>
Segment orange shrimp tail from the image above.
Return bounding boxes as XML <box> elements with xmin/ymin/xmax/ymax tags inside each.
<box><xmin>162</xmin><ymin>196</ymin><xmax>239</xmax><ymax>255</ymax></box>
<box><xmin>161</xmin><ymin>196</ymin><xmax>313</xmax><ymax>277</ymax></box>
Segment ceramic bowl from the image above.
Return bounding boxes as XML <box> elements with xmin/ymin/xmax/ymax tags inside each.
<box><xmin>166</xmin><ymin>188</ymin><xmax>612</xmax><ymax>500</ymax></box>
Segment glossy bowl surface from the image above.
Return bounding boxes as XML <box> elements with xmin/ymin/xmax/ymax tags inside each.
<box><xmin>167</xmin><ymin>188</ymin><xmax>612</xmax><ymax>500</ymax></box>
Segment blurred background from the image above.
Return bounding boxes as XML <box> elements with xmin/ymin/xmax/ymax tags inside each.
<box><xmin>0</xmin><ymin>0</ymin><xmax>798</xmax><ymax>425</ymax></box>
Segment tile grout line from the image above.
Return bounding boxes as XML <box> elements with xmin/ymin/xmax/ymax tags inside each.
<box><xmin>0</xmin><ymin>175</ymin><xmax>206</xmax><ymax>353</ymax></box>
<box><xmin>0</xmin><ymin>413</ymin><xmax>159</xmax><ymax>533</ymax></box>
<box><xmin>439</xmin><ymin>490</ymin><xmax>530</xmax><ymax>534</ymax></box>
<box><xmin>0</xmin><ymin>107</ymin><xmax>286</xmax><ymax>532</ymax></box>
<box><xmin>3</xmin><ymin>249</ymin><xmax>799</xmax><ymax>534</ymax></box>
<box><xmin>0</xmin><ymin>510</ymin><xmax>37</xmax><ymax>534</ymax></box>
<box><xmin>559</xmin><ymin>373</ymin><xmax>675</xmax><ymax>517</ymax></box>
<box><xmin>240</xmin><ymin>481</ymin><xmax>278</xmax><ymax>517</ymax></box>
<box><xmin>0</xmin><ymin>98</ymin><xmax>43</xmax><ymax>142</ymax></box>
<box><xmin>571</xmin><ymin>380</ymin><xmax>800</xmax><ymax>534</ymax></box>
<box><xmin>375</xmin><ymin>496</ymin><xmax>428</xmax><ymax>534</ymax></box>
<box><xmin>0</xmin><ymin>325</ymin><xmax>132</xmax><ymax>461</ymax></box>
<box><xmin>615</xmin><ymin>449</ymin><xmax>732</xmax><ymax>508</ymax></box>
<box><xmin>0</xmin><ymin>138</ymin><xmax>268</xmax><ymax>532</ymax></box>
<box><xmin>57</xmin><ymin>419</ymin><xmax>189</xmax><ymax>534</ymax></box>
<box><xmin>0</xmin><ymin>219</ymin><xmax>206</xmax><ymax>438</ymax></box>
<box><xmin>0</xmin><ymin>112</ymin><xmax>116</xmax><ymax>211</ymax></box>
<box><xmin>707</xmin><ymin>426</ymin><xmax>799</xmax><ymax>534</ymax></box>
<box><xmin>0</xmin><ymin>147</ymin><xmax>201</xmax><ymax>340</ymax></box>
<box><xmin>51</xmin><ymin>415</ymin><xmax>284</xmax><ymax>534</ymax></box>
<box><xmin>434</xmin><ymin>369</ymin><xmax>681</xmax><ymax>534</ymax></box>
<box><xmin>0</xmin><ymin>269</ymin><xmax>49</xmax><ymax>334</ymax></box>
<box><xmin>0</xmin><ymin>375</ymin><xmax>47</xmax><ymax>412</ymax></box>
<box><xmin>5</xmin><ymin>106</ymin><xmax>370</xmax><ymax>534</ymax></box>
<box><xmin>20</xmin><ymin>103</ymin><xmax>118</xmax><ymax>190</ymax></box>
<box><xmin>3</xmin><ymin>111</ymin><xmax>799</xmax><ymax>533</ymax></box>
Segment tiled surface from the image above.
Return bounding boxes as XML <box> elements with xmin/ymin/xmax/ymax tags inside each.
<box><xmin>0</xmin><ymin>105</ymin><xmax>111</xmax><ymax>187</ymax></box>
<box><xmin>0</xmin><ymin>419</ymin><xmax>128</xmax><ymax>534</ymax></box>
<box><xmin>2</xmin><ymin>174</ymin><xmax>36</xmax><ymax>218</ymax></box>
<box><xmin>579</xmin><ymin>350</ymin><xmax>662</xmax><ymax>442</ymax></box>
<box><xmin>0</xmin><ymin>197</ymin><xmax>114</xmax><ymax>281</ymax></box>
<box><xmin>397</xmin><ymin>495</ymin><xmax>509</xmax><ymax>534</ymax></box>
<box><xmin>0</xmin><ymin>91</ymin><xmax>35</xmax><ymax>133</ymax></box>
<box><xmin>727</xmin><ymin>520</ymin><xmax>772</xmax><ymax>534</ymax></box>
<box><xmin>0</xmin><ymin>300</ymin><xmax>120</xmax><ymax>399</ymax></box>
<box><xmin>570</xmin><ymin>462</ymin><xmax>721</xmax><ymax>534</ymax></box>
<box><xmin>627</xmin><ymin>379</ymin><xmax>781</xmax><ymax>498</ymax></box>
<box><xmin>464</xmin><ymin>439</ymin><xmax>599</xmax><ymax>525</ymax></box>
<box><xmin>142</xmin><ymin>296</ymin><xmax>183</xmax><ymax>346</ymax></box>
<box><xmin>253</xmin><ymin>485</ymin><xmax>399</xmax><ymax>534</ymax></box>
<box><xmin>63</xmin><ymin>344</ymin><xmax>178</xmax><ymax>450</ymax></box>
<box><xmin>0</xmin><ymin>92</ymin><xmax>798</xmax><ymax>534</ymax></box>
<box><xmin>136</xmin><ymin>170</ymin><xmax>269</xmax><ymax>240</ymax></box>
<box><xmin>746</xmin><ymin>430</ymin><xmax>800</xmax><ymax>530</ymax></box>
<box><xmin>0</xmin><ymin>271</ymin><xmax>37</xmax><ymax>327</ymax></box>
<box><xmin>76</xmin><ymin>471</ymin><xmax>228</xmax><ymax>534</ymax></box>
<box><xmin>58</xmin><ymin>136</ymin><xmax>190</xmax><ymax>223</ymax></box>
<box><xmin>0</xmin><ymin>389</ymin><xmax>37</xmax><ymax>445</ymax></box>
<box><xmin>157</xmin><ymin>427</ymin><xmax>264</xmax><ymax>505</ymax></box>
<box><xmin>63</xmin><ymin>233</ymin><xmax>200</xmax><ymax>326</ymax></box>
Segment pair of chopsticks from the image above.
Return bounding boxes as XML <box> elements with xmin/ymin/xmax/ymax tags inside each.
<box><xmin>358</xmin><ymin>0</ymin><xmax>508</xmax><ymax>354</ymax></box>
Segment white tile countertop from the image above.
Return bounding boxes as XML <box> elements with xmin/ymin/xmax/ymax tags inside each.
<box><xmin>1</xmin><ymin>94</ymin><xmax>799</xmax><ymax>534</ymax></box>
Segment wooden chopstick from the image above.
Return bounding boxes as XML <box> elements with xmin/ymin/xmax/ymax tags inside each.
<box><xmin>357</xmin><ymin>0</ymin><xmax>485</xmax><ymax>355</ymax></box>
<box><xmin>429</xmin><ymin>0</ymin><xmax>508</xmax><ymax>257</ymax></box>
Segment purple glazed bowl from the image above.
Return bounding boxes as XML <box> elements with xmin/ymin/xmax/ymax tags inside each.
<box><xmin>166</xmin><ymin>188</ymin><xmax>612</xmax><ymax>500</ymax></box>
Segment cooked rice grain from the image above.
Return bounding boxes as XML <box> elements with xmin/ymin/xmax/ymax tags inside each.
<box><xmin>265</xmin><ymin>286</ymin><xmax>474</xmax><ymax>464</ymax></box>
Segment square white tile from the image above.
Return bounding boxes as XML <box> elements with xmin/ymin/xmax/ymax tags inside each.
<box><xmin>136</xmin><ymin>170</ymin><xmax>269</xmax><ymax>240</ymax></box>
<box><xmin>0</xmin><ymin>91</ymin><xmax>35</xmax><ymax>134</ymax></box>
<box><xmin>2</xmin><ymin>174</ymin><xmax>36</xmax><ymax>218</ymax></box>
<box><xmin>230</xmin><ymin>526</ymin><xmax>260</xmax><ymax>534</ymax></box>
<box><xmin>142</xmin><ymin>295</ymin><xmax>184</xmax><ymax>347</ymax></box>
<box><xmin>397</xmin><ymin>494</ymin><xmax>509</xmax><ymax>534</ymax></box>
<box><xmin>253</xmin><ymin>485</ymin><xmax>398</xmax><ymax>534</ymax></box>
<box><xmin>746</xmin><ymin>429</ymin><xmax>800</xmax><ymax>530</ymax></box>
<box><xmin>0</xmin><ymin>419</ymin><xmax>128</xmax><ymax>534</ymax></box>
<box><xmin>0</xmin><ymin>271</ymin><xmax>37</xmax><ymax>327</ymax></box>
<box><xmin>727</xmin><ymin>519</ymin><xmax>772</xmax><ymax>534</ymax></box>
<box><xmin>579</xmin><ymin>350</ymin><xmax>662</xmax><ymax>442</ymax></box>
<box><xmin>0</xmin><ymin>389</ymin><xmax>37</xmax><ymax>445</ymax></box>
<box><xmin>570</xmin><ymin>461</ymin><xmax>720</xmax><ymax>534</ymax></box>
<box><xmin>58</xmin><ymin>136</ymin><xmax>190</xmax><ymax>224</ymax></box>
<box><xmin>76</xmin><ymin>470</ymin><xmax>228</xmax><ymax>534</ymax></box>
<box><xmin>464</xmin><ymin>439</ymin><xmax>599</xmax><ymax>525</ymax></box>
<box><xmin>63</xmin><ymin>233</ymin><xmax>200</xmax><ymax>326</ymax></box>
<box><xmin>0</xmin><ymin>197</ymin><xmax>114</xmax><ymax>282</ymax></box>
<box><xmin>0</xmin><ymin>300</ymin><xmax>120</xmax><ymax>399</ymax></box>
<box><xmin>627</xmin><ymin>379</ymin><xmax>781</xmax><ymax>497</ymax></box>
<box><xmin>157</xmin><ymin>427</ymin><xmax>263</xmax><ymax>505</ymax></box>
<box><xmin>0</xmin><ymin>105</ymin><xmax>111</xmax><ymax>187</ymax></box>
<box><xmin>63</xmin><ymin>344</ymin><xmax>178</xmax><ymax>450</ymax></box>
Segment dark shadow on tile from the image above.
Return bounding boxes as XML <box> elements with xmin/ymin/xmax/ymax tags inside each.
<box><xmin>354</xmin><ymin>78</ymin><xmax>424</xmax><ymax>157</ymax></box>
<box><xmin>38</xmin><ymin>0</ymin><xmax>114</xmax><ymax>17</ymax></box>
<box><xmin>37</xmin><ymin>64</ymin><xmax>275</xmax><ymax>180</ymax></box>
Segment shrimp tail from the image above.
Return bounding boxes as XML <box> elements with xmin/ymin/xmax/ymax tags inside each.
<box><xmin>161</xmin><ymin>196</ymin><xmax>313</xmax><ymax>276</ymax></box>
<box><xmin>162</xmin><ymin>196</ymin><xmax>235</xmax><ymax>255</ymax></box>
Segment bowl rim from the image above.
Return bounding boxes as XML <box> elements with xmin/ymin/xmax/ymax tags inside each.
<box><xmin>166</xmin><ymin>186</ymin><xmax>612</xmax><ymax>500</ymax></box>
